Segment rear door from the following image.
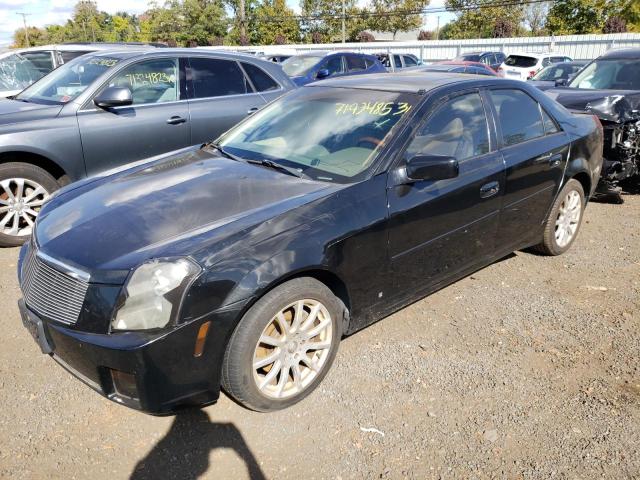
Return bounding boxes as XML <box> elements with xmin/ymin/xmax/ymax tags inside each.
<box><xmin>78</xmin><ymin>56</ymin><xmax>190</xmax><ymax>175</ymax></box>
<box><xmin>387</xmin><ymin>89</ymin><xmax>505</xmax><ymax>301</ymax></box>
<box><xmin>487</xmin><ymin>88</ymin><xmax>570</xmax><ymax>250</ymax></box>
<box><xmin>186</xmin><ymin>56</ymin><xmax>267</xmax><ymax>145</ymax></box>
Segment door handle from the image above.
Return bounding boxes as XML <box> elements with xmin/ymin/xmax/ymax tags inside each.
<box><xmin>480</xmin><ymin>181</ymin><xmax>500</xmax><ymax>199</ymax></box>
<box><xmin>549</xmin><ymin>153</ymin><xmax>562</xmax><ymax>167</ymax></box>
<box><xmin>535</xmin><ymin>152</ymin><xmax>553</xmax><ymax>162</ymax></box>
<box><xmin>247</xmin><ymin>107</ymin><xmax>259</xmax><ymax>116</ymax></box>
<box><xmin>166</xmin><ymin>116</ymin><xmax>187</xmax><ymax>125</ymax></box>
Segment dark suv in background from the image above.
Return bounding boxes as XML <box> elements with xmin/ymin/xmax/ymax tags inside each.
<box><xmin>0</xmin><ymin>49</ymin><xmax>294</xmax><ymax>247</ymax></box>
<box><xmin>453</xmin><ymin>51</ymin><xmax>506</xmax><ymax>71</ymax></box>
<box><xmin>281</xmin><ymin>51</ymin><xmax>386</xmax><ymax>86</ymax></box>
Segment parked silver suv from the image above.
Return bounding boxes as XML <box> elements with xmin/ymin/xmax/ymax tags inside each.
<box><xmin>0</xmin><ymin>49</ymin><xmax>295</xmax><ymax>246</ymax></box>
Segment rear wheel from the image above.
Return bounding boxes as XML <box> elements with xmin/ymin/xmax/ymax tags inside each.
<box><xmin>533</xmin><ymin>178</ymin><xmax>585</xmax><ymax>256</ymax></box>
<box><xmin>0</xmin><ymin>163</ymin><xmax>59</xmax><ymax>247</ymax></box>
<box><xmin>222</xmin><ymin>277</ymin><xmax>343</xmax><ymax>411</ymax></box>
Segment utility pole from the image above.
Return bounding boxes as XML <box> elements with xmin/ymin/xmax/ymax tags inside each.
<box><xmin>342</xmin><ymin>0</ymin><xmax>346</xmax><ymax>44</ymax></box>
<box><xmin>436</xmin><ymin>15</ymin><xmax>440</xmax><ymax>40</ymax></box>
<box><xmin>239</xmin><ymin>0</ymin><xmax>246</xmax><ymax>42</ymax></box>
<box><xmin>16</xmin><ymin>12</ymin><xmax>31</xmax><ymax>47</ymax></box>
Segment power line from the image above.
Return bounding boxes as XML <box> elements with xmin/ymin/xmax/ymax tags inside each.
<box><xmin>246</xmin><ymin>0</ymin><xmax>552</xmax><ymax>22</ymax></box>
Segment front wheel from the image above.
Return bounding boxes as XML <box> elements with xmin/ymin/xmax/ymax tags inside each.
<box><xmin>0</xmin><ymin>163</ymin><xmax>59</xmax><ymax>247</ymax></box>
<box><xmin>221</xmin><ymin>277</ymin><xmax>343</xmax><ymax>412</ymax></box>
<box><xmin>533</xmin><ymin>178</ymin><xmax>585</xmax><ymax>256</ymax></box>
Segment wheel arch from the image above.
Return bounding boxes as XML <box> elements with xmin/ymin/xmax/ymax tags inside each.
<box><xmin>0</xmin><ymin>150</ymin><xmax>68</xmax><ymax>184</ymax></box>
<box><xmin>564</xmin><ymin>155</ymin><xmax>593</xmax><ymax>199</ymax></box>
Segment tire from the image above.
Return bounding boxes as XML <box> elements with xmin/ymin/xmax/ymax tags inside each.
<box><xmin>222</xmin><ymin>277</ymin><xmax>344</xmax><ymax>412</ymax></box>
<box><xmin>533</xmin><ymin>178</ymin><xmax>585</xmax><ymax>256</ymax></box>
<box><xmin>0</xmin><ymin>162</ymin><xmax>59</xmax><ymax>248</ymax></box>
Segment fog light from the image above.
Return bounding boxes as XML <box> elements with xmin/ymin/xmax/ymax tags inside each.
<box><xmin>111</xmin><ymin>369</ymin><xmax>138</xmax><ymax>399</ymax></box>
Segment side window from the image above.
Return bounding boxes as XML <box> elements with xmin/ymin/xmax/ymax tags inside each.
<box><xmin>324</xmin><ymin>56</ymin><xmax>344</xmax><ymax>76</ymax></box>
<box><xmin>405</xmin><ymin>92</ymin><xmax>490</xmax><ymax>162</ymax></box>
<box><xmin>542</xmin><ymin>57</ymin><xmax>551</xmax><ymax>67</ymax></box>
<box><xmin>403</xmin><ymin>55</ymin><xmax>418</xmax><ymax>67</ymax></box>
<box><xmin>364</xmin><ymin>58</ymin><xmax>376</xmax><ymax>69</ymax></box>
<box><xmin>488</xmin><ymin>54</ymin><xmax>498</xmax><ymax>65</ymax></box>
<box><xmin>190</xmin><ymin>58</ymin><xmax>249</xmax><ymax>98</ymax></box>
<box><xmin>490</xmin><ymin>89</ymin><xmax>545</xmax><ymax>146</ymax></box>
<box><xmin>394</xmin><ymin>55</ymin><xmax>402</xmax><ymax>68</ymax></box>
<box><xmin>541</xmin><ymin>108</ymin><xmax>560</xmax><ymax>134</ymax></box>
<box><xmin>346</xmin><ymin>55</ymin><xmax>367</xmax><ymax>72</ymax></box>
<box><xmin>20</xmin><ymin>51</ymin><xmax>55</xmax><ymax>74</ymax></box>
<box><xmin>60</xmin><ymin>50</ymin><xmax>91</xmax><ymax>63</ymax></box>
<box><xmin>107</xmin><ymin>58</ymin><xmax>178</xmax><ymax>105</ymax></box>
<box><xmin>241</xmin><ymin>62</ymin><xmax>279</xmax><ymax>92</ymax></box>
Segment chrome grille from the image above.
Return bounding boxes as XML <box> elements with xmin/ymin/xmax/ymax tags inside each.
<box><xmin>20</xmin><ymin>248</ymin><xmax>89</xmax><ymax>325</ymax></box>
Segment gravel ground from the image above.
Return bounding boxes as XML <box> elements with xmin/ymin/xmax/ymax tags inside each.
<box><xmin>0</xmin><ymin>196</ymin><xmax>638</xmax><ymax>480</ymax></box>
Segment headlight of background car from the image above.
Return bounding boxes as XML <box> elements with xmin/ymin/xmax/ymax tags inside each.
<box><xmin>112</xmin><ymin>258</ymin><xmax>201</xmax><ymax>331</ymax></box>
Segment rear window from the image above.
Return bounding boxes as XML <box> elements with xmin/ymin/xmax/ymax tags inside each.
<box><xmin>505</xmin><ymin>55</ymin><xmax>538</xmax><ymax>68</ymax></box>
<box><xmin>459</xmin><ymin>54</ymin><xmax>481</xmax><ymax>62</ymax></box>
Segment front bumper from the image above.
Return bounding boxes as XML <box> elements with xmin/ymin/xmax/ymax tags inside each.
<box><xmin>18</xmin><ymin>298</ymin><xmax>246</xmax><ymax>415</ymax></box>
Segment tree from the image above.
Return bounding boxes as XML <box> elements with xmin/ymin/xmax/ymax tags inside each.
<box><xmin>181</xmin><ymin>0</ymin><xmax>228</xmax><ymax>45</ymax></box>
<box><xmin>254</xmin><ymin>0</ymin><xmax>301</xmax><ymax>45</ymax></box>
<box><xmin>603</xmin><ymin>15</ymin><xmax>627</xmax><ymax>32</ymax></box>
<box><xmin>444</xmin><ymin>0</ymin><xmax>525</xmax><ymax>39</ymax></box>
<box><xmin>545</xmin><ymin>0</ymin><xmax>603</xmax><ymax>35</ymax></box>
<box><xmin>11</xmin><ymin>27</ymin><xmax>49</xmax><ymax>48</ymax></box>
<box><xmin>368</xmin><ymin>0</ymin><xmax>429</xmax><ymax>40</ymax></box>
<box><xmin>300</xmin><ymin>0</ymin><xmax>367</xmax><ymax>42</ymax></box>
<box><xmin>524</xmin><ymin>1</ymin><xmax>549</xmax><ymax>35</ymax></box>
<box><xmin>357</xmin><ymin>30</ymin><xmax>375</xmax><ymax>41</ymax></box>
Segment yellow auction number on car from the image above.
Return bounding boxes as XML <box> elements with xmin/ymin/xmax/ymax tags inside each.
<box><xmin>125</xmin><ymin>72</ymin><xmax>175</xmax><ymax>87</ymax></box>
<box><xmin>335</xmin><ymin>101</ymin><xmax>412</xmax><ymax>116</ymax></box>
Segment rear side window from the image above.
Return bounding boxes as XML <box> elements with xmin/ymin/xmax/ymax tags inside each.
<box><xmin>505</xmin><ymin>55</ymin><xmax>537</xmax><ymax>68</ymax></box>
<box><xmin>491</xmin><ymin>89</ymin><xmax>545</xmax><ymax>146</ymax></box>
<box><xmin>20</xmin><ymin>51</ymin><xmax>55</xmax><ymax>74</ymax></box>
<box><xmin>241</xmin><ymin>62</ymin><xmax>279</xmax><ymax>92</ymax></box>
<box><xmin>403</xmin><ymin>55</ymin><xmax>418</xmax><ymax>67</ymax></box>
<box><xmin>394</xmin><ymin>55</ymin><xmax>402</xmax><ymax>68</ymax></box>
<box><xmin>406</xmin><ymin>92</ymin><xmax>490</xmax><ymax>161</ymax></box>
<box><xmin>365</xmin><ymin>58</ymin><xmax>376</xmax><ymax>69</ymax></box>
<box><xmin>323</xmin><ymin>56</ymin><xmax>344</xmax><ymax>75</ymax></box>
<box><xmin>346</xmin><ymin>55</ymin><xmax>367</xmax><ymax>72</ymax></box>
<box><xmin>190</xmin><ymin>58</ymin><xmax>249</xmax><ymax>98</ymax></box>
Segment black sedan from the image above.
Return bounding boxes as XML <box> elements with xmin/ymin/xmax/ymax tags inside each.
<box><xmin>18</xmin><ymin>73</ymin><xmax>603</xmax><ymax>414</ymax></box>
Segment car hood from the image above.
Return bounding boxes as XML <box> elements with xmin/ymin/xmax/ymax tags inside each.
<box><xmin>0</xmin><ymin>98</ymin><xmax>63</xmax><ymax>125</ymax></box>
<box><xmin>35</xmin><ymin>147</ymin><xmax>336</xmax><ymax>281</ymax></box>
<box><xmin>545</xmin><ymin>88</ymin><xmax>640</xmax><ymax>123</ymax></box>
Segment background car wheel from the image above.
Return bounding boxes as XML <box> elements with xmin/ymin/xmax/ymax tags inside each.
<box><xmin>0</xmin><ymin>163</ymin><xmax>59</xmax><ymax>248</ymax></box>
<box><xmin>221</xmin><ymin>277</ymin><xmax>344</xmax><ymax>412</ymax></box>
<box><xmin>533</xmin><ymin>178</ymin><xmax>585</xmax><ymax>256</ymax></box>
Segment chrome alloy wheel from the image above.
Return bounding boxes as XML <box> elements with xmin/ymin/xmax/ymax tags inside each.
<box><xmin>253</xmin><ymin>299</ymin><xmax>334</xmax><ymax>399</ymax></box>
<box><xmin>0</xmin><ymin>178</ymin><xmax>49</xmax><ymax>237</ymax></box>
<box><xmin>554</xmin><ymin>189</ymin><xmax>582</xmax><ymax>248</ymax></box>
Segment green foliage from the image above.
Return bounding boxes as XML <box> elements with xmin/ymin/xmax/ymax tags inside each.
<box><xmin>253</xmin><ymin>0</ymin><xmax>301</xmax><ymax>45</ymax></box>
<box><xmin>443</xmin><ymin>0</ymin><xmax>525</xmax><ymax>39</ymax></box>
<box><xmin>546</xmin><ymin>0</ymin><xmax>604</xmax><ymax>34</ymax></box>
<box><xmin>368</xmin><ymin>0</ymin><xmax>429</xmax><ymax>40</ymax></box>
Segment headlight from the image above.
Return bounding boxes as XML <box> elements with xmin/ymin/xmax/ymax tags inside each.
<box><xmin>112</xmin><ymin>258</ymin><xmax>201</xmax><ymax>331</ymax></box>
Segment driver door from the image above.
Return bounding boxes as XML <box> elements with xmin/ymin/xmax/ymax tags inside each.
<box><xmin>386</xmin><ymin>90</ymin><xmax>505</xmax><ymax>303</ymax></box>
<box><xmin>77</xmin><ymin>57</ymin><xmax>190</xmax><ymax>176</ymax></box>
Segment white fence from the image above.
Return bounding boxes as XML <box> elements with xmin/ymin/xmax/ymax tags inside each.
<box><xmin>202</xmin><ymin>33</ymin><xmax>640</xmax><ymax>62</ymax></box>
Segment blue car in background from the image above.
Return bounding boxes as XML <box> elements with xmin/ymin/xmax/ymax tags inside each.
<box><xmin>282</xmin><ymin>51</ymin><xmax>386</xmax><ymax>86</ymax></box>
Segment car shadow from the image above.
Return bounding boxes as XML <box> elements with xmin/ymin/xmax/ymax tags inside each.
<box><xmin>130</xmin><ymin>409</ymin><xmax>266</xmax><ymax>480</ymax></box>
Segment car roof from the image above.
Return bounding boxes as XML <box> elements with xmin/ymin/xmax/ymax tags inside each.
<box><xmin>307</xmin><ymin>71</ymin><xmax>496</xmax><ymax>93</ymax></box>
<box><xmin>506</xmin><ymin>51</ymin><xmax>566</xmax><ymax>59</ymax></box>
<box><xmin>600</xmin><ymin>48</ymin><xmax>640</xmax><ymax>59</ymax></box>
<box><xmin>78</xmin><ymin>48</ymin><xmax>280</xmax><ymax>61</ymax></box>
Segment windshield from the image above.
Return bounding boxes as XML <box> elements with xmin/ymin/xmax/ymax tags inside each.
<box><xmin>569</xmin><ymin>58</ymin><xmax>640</xmax><ymax>90</ymax></box>
<box><xmin>0</xmin><ymin>54</ymin><xmax>44</xmax><ymax>92</ymax></box>
<box><xmin>533</xmin><ymin>64</ymin><xmax>571</xmax><ymax>81</ymax></box>
<box><xmin>505</xmin><ymin>55</ymin><xmax>537</xmax><ymax>68</ymax></box>
<box><xmin>218</xmin><ymin>87</ymin><xmax>418</xmax><ymax>183</ymax></box>
<box><xmin>282</xmin><ymin>56</ymin><xmax>321</xmax><ymax>77</ymax></box>
<box><xmin>15</xmin><ymin>55</ymin><xmax>122</xmax><ymax>104</ymax></box>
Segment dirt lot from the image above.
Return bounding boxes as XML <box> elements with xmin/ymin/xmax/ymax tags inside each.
<box><xmin>0</xmin><ymin>195</ymin><xmax>638</xmax><ymax>480</ymax></box>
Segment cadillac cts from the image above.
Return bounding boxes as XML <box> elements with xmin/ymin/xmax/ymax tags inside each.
<box><xmin>17</xmin><ymin>73</ymin><xmax>603</xmax><ymax>414</ymax></box>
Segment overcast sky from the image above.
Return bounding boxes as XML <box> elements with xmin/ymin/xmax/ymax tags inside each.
<box><xmin>0</xmin><ymin>0</ymin><xmax>453</xmax><ymax>47</ymax></box>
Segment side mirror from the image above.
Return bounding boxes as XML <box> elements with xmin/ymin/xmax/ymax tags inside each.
<box><xmin>554</xmin><ymin>78</ymin><xmax>568</xmax><ymax>87</ymax></box>
<box><xmin>405</xmin><ymin>155</ymin><xmax>459</xmax><ymax>181</ymax></box>
<box><xmin>94</xmin><ymin>86</ymin><xmax>133</xmax><ymax>109</ymax></box>
<box><xmin>316</xmin><ymin>69</ymin><xmax>330</xmax><ymax>79</ymax></box>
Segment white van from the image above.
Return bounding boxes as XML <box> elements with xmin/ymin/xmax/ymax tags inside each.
<box><xmin>499</xmin><ymin>52</ymin><xmax>573</xmax><ymax>81</ymax></box>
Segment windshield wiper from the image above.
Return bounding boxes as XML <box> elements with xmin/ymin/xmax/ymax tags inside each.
<box><xmin>245</xmin><ymin>158</ymin><xmax>311</xmax><ymax>179</ymax></box>
<box><xmin>205</xmin><ymin>142</ymin><xmax>244</xmax><ymax>162</ymax></box>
